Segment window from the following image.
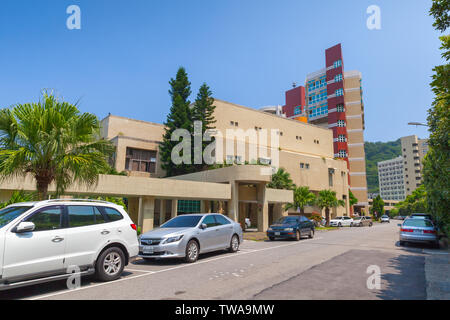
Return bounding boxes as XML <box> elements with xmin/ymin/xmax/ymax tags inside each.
<box><xmin>338</xmin><ymin>134</ymin><xmax>346</xmax><ymax>142</ymax></box>
<box><xmin>202</xmin><ymin>215</ymin><xmax>217</xmax><ymax>228</ymax></box>
<box><xmin>305</xmin><ymin>163</ymin><xmax>310</xmax><ymax>169</ymax></box>
<box><xmin>338</xmin><ymin>150</ymin><xmax>347</xmax><ymax>158</ymax></box>
<box><xmin>336</xmin><ymin>104</ymin><xmax>344</xmax><ymax>112</ymax></box>
<box><xmin>25</xmin><ymin>206</ymin><xmax>62</xmax><ymax>232</ymax></box>
<box><xmin>125</xmin><ymin>148</ymin><xmax>157</xmax><ymax>173</ymax></box>
<box><xmin>328</xmin><ymin>172</ymin><xmax>333</xmax><ymax>187</ymax></box>
<box><xmin>300</xmin><ymin>163</ymin><xmax>304</xmax><ymax>169</ymax></box>
<box><xmin>337</xmin><ymin>120</ymin><xmax>346</xmax><ymax>127</ymax></box>
<box><xmin>294</xmin><ymin>106</ymin><xmax>301</xmax><ymax>115</ymax></box>
<box><xmin>230</xmin><ymin>121</ymin><xmax>234</xmax><ymax>126</ymax></box>
<box><xmin>335</xmin><ymin>88</ymin><xmax>344</xmax><ymax>96</ymax></box>
<box><xmin>333</xmin><ymin>60</ymin><xmax>342</xmax><ymax>68</ymax></box>
<box><xmin>214</xmin><ymin>215</ymin><xmax>231</xmax><ymax>225</ymax></box>
<box><xmin>101</xmin><ymin>207</ymin><xmax>123</xmax><ymax>222</ymax></box>
<box><xmin>67</xmin><ymin>206</ymin><xmax>106</xmax><ymax>228</ymax></box>
<box><xmin>334</xmin><ymin>74</ymin><xmax>343</xmax><ymax>82</ymax></box>
<box><xmin>0</xmin><ymin>206</ymin><xmax>32</xmax><ymax>229</ymax></box>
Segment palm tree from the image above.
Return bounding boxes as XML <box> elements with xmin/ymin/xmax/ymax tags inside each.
<box><xmin>285</xmin><ymin>186</ymin><xmax>316</xmax><ymax>214</ymax></box>
<box><xmin>0</xmin><ymin>92</ymin><xmax>114</xmax><ymax>200</ymax></box>
<box><xmin>316</xmin><ymin>190</ymin><xmax>346</xmax><ymax>226</ymax></box>
<box><xmin>267</xmin><ymin>168</ymin><xmax>295</xmax><ymax>190</ymax></box>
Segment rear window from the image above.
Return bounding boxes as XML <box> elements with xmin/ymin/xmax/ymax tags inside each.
<box><xmin>100</xmin><ymin>207</ymin><xmax>124</xmax><ymax>222</ymax></box>
<box><xmin>403</xmin><ymin>219</ymin><xmax>434</xmax><ymax>228</ymax></box>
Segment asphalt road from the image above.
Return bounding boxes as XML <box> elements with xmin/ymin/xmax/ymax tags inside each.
<box><xmin>0</xmin><ymin>222</ymin><xmax>442</xmax><ymax>300</ymax></box>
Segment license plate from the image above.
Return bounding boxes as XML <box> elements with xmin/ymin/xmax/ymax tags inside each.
<box><xmin>275</xmin><ymin>232</ymin><xmax>280</xmax><ymax>236</ymax></box>
<box><xmin>142</xmin><ymin>246</ymin><xmax>154</xmax><ymax>254</ymax></box>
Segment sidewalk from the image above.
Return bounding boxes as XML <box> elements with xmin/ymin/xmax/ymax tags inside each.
<box><xmin>425</xmin><ymin>249</ymin><xmax>450</xmax><ymax>300</ymax></box>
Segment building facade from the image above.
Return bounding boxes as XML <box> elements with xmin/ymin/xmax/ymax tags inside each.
<box><xmin>400</xmin><ymin>135</ymin><xmax>428</xmax><ymax>197</ymax></box>
<box><xmin>378</xmin><ymin>156</ymin><xmax>405</xmax><ymax>201</ymax></box>
<box><xmin>281</xmin><ymin>43</ymin><xmax>368</xmax><ymax>214</ymax></box>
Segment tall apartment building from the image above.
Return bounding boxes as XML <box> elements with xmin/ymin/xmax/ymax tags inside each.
<box><xmin>401</xmin><ymin>135</ymin><xmax>429</xmax><ymax>196</ymax></box>
<box><xmin>377</xmin><ymin>135</ymin><xmax>429</xmax><ymax>201</ymax></box>
<box><xmin>378</xmin><ymin>156</ymin><xmax>405</xmax><ymax>200</ymax></box>
<box><xmin>281</xmin><ymin>43</ymin><xmax>368</xmax><ymax>214</ymax></box>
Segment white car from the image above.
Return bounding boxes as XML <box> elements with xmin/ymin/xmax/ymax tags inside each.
<box><xmin>245</xmin><ymin>218</ymin><xmax>251</xmax><ymax>229</ymax></box>
<box><xmin>380</xmin><ymin>215</ymin><xmax>390</xmax><ymax>223</ymax></box>
<box><xmin>0</xmin><ymin>199</ymin><xmax>139</xmax><ymax>291</ymax></box>
<box><xmin>329</xmin><ymin>216</ymin><xmax>354</xmax><ymax>227</ymax></box>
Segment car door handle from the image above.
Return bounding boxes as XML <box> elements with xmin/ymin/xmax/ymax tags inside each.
<box><xmin>52</xmin><ymin>236</ymin><xmax>64</xmax><ymax>243</ymax></box>
<box><xmin>101</xmin><ymin>230</ymin><xmax>110</xmax><ymax>235</ymax></box>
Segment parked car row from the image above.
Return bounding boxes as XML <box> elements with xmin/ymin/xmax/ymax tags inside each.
<box><xmin>0</xmin><ymin>200</ymin><xmax>243</xmax><ymax>291</ymax></box>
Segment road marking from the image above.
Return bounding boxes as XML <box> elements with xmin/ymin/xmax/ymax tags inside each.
<box><xmin>29</xmin><ymin>237</ymin><xmax>323</xmax><ymax>300</ymax></box>
<box><xmin>124</xmin><ymin>268</ymin><xmax>155</xmax><ymax>273</ymax></box>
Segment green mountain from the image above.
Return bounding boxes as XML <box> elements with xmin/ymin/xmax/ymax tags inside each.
<box><xmin>364</xmin><ymin>140</ymin><xmax>402</xmax><ymax>194</ymax></box>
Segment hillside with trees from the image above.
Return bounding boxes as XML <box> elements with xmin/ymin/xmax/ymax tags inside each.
<box><xmin>364</xmin><ymin>140</ymin><xmax>402</xmax><ymax>194</ymax></box>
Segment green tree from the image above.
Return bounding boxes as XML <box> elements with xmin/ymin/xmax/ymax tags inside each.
<box><xmin>393</xmin><ymin>185</ymin><xmax>428</xmax><ymax>216</ymax></box>
<box><xmin>430</xmin><ymin>0</ymin><xmax>450</xmax><ymax>32</ymax></box>
<box><xmin>370</xmin><ymin>195</ymin><xmax>385</xmax><ymax>219</ymax></box>
<box><xmin>192</xmin><ymin>83</ymin><xmax>216</xmax><ymax>171</ymax></box>
<box><xmin>0</xmin><ymin>92</ymin><xmax>114</xmax><ymax>200</ymax></box>
<box><xmin>267</xmin><ymin>168</ymin><xmax>295</xmax><ymax>190</ymax></box>
<box><xmin>0</xmin><ymin>190</ymin><xmax>34</xmax><ymax>209</ymax></box>
<box><xmin>316</xmin><ymin>190</ymin><xmax>346</xmax><ymax>226</ymax></box>
<box><xmin>285</xmin><ymin>186</ymin><xmax>316</xmax><ymax>214</ymax></box>
<box><xmin>349</xmin><ymin>190</ymin><xmax>358</xmax><ymax>209</ymax></box>
<box><xmin>160</xmin><ymin>67</ymin><xmax>193</xmax><ymax>177</ymax></box>
<box><xmin>423</xmin><ymin>1</ymin><xmax>450</xmax><ymax>236</ymax></box>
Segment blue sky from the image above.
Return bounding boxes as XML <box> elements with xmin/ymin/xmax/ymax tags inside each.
<box><xmin>0</xmin><ymin>0</ymin><xmax>443</xmax><ymax>141</ymax></box>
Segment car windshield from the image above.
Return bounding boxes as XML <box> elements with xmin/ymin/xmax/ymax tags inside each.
<box><xmin>161</xmin><ymin>215</ymin><xmax>202</xmax><ymax>228</ymax></box>
<box><xmin>0</xmin><ymin>206</ymin><xmax>33</xmax><ymax>229</ymax></box>
<box><xmin>353</xmin><ymin>217</ymin><xmax>362</xmax><ymax>220</ymax></box>
<box><xmin>275</xmin><ymin>217</ymin><xmax>298</xmax><ymax>224</ymax></box>
<box><xmin>403</xmin><ymin>219</ymin><xmax>434</xmax><ymax>228</ymax></box>
<box><xmin>382</xmin><ymin>215</ymin><xmax>388</xmax><ymax>218</ymax></box>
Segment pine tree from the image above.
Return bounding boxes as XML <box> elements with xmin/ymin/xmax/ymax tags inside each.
<box><xmin>191</xmin><ymin>83</ymin><xmax>216</xmax><ymax>171</ymax></box>
<box><xmin>160</xmin><ymin>67</ymin><xmax>193</xmax><ymax>177</ymax></box>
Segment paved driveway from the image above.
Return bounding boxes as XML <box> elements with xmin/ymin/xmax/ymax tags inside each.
<box><xmin>0</xmin><ymin>222</ymin><xmax>444</xmax><ymax>300</ymax></box>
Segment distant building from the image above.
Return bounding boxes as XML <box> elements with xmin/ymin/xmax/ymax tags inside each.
<box><xmin>377</xmin><ymin>135</ymin><xmax>429</xmax><ymax>201</ymax></box>
<box><xmin>401</xmin><ymin>135</ymin><xmax>428</xmax><ymax>196</ymax></box>
<box><xmin>378</xmin><ymin>156</ymin><xmax>405</xmax><ymax>201</ymax></box>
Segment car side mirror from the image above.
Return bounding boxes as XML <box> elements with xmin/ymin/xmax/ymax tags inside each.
<box><xmin>397</xmin><ymin>224</ymin><xmax>402</xmax><ymax>227</ymax></box>
<box><xmin>16</xmin><ymin>221</ymin><xmax>35</xmax><ymax>233</ymax></box>
<box><xmin>200</xmin><ymin>223</ymin><xmax>207</xmax><ymax>230</ymax></box>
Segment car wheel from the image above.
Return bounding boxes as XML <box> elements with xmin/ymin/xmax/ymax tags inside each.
<box><xmin>338</xmin><ymin>223</ymin><xmax>342</xmax><ymax>227</ymax></box>
<box><xmin>369</xmin><ymin>222</ymin><xmax>373</xmax><ymax>227</ymax></box>
<box><xmin>350</xmin><ymin>223</ymin><xmax>353</xmax><ymax>227</ymax></box>
<box><xmin>96</xmin><ymin>247</ymin><xmax>125</xmax><ymax>282</ymax></box>
<box><xmin>229</xmin><ymin>234</ymin><xmax>240</xmax><ymax>253</ymax></box>
<box><xmin>309</xmin><ymin>229</ymin><xmax>314</xmax><ymax>239</ymax></box>
<box><xmin>269</xmin><ymin>237</ymin><xmax>275</xmax><ymax>241</ymax></box>
<box><xmin>295</xmin><ymin>230</ymin><xmax>301</xmax><ymax>241</ymax></box>
<box><xmin>185</xmin><ymin>240</ymin><xmax>199</xmax><ymax>263</ymax></box>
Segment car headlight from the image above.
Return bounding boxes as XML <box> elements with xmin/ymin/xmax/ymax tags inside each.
<box><xmin>162</xmin><ymin>235</ymin><xmax>184</xmax><ymax>244</ymax></box>
<box><xmin>284</xmin><ymin>228</ymin><xmax>293</xmax><ymax>231</ymax></box>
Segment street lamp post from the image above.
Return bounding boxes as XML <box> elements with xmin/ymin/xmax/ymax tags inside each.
<box><xmin>408</xmin><ymin>122</ymin><xmax>429</xmax><ymax>127</ymax></box>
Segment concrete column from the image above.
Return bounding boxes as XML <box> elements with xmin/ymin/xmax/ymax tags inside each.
<box><xmin>159</xmin><ymin>199</ymin><xmax>166</xmax><ymax>226</ymax></box>
<box><xmin>137</xmin><ymin>197</ymin><xmax>143</xmax><ymax>230</ymax></box>
<box><xmin>127</xmin><ymin>197</ymin><xmax>140</xmax><ymax>225</ymax></box>
<box><xmin>239</xmin><ymin>202</ymin><xmax>246</xmax><ymax>229</ymax></box>
<box><xmin>257</xmin><ymin>183</ymin><xmax>269</xmax><ymax>232</ymax></box>
<box><xmin>228</xmin><ymin>181</ymin><xmax>239</xmax><ymax>222</ymax></box>
<box><xmin>273</xmin><ymin>203</ymin><xmax>285</xmax><ymax>222</ymax></box>
<box><xmin>171</xmin><ymin>199</ymin><xmax>178</xmax><ymax>218</ymax></box>
<box><xmin>142</xmin><ymin>197</ymin><xmax>155</xmax><ymax>233</ymax></box>
<box><xmin>200</xmin><ymin>200</ymin><xmax>206</xmax><ymax>213</ymax></box>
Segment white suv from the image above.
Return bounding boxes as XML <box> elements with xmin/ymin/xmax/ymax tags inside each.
<box><xmin>0</xmin><ymin>199</ymin><xmax>139</xmax><ymax>290</ymax></box>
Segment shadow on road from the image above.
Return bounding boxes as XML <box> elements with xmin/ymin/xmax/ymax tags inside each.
<box><xmin>376</xmin><ymin>253</ymin><xmax>426</xmax><ymax>300</ymax></box>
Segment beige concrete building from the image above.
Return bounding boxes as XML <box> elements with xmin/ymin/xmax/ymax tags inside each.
<box><xmin>400</xmin><ymin>135</ymin><xmax>428</xmax><ymax>196</ymax></box>
<box><xmin>0</xmin><ymin>98</ymin><xmax>350</xmax><ymax>233</ymax></box>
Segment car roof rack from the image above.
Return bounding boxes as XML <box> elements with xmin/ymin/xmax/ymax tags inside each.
<box><xmin>40</xmin><ymin>199</ymin><xmax>116</xmax><ymax>205</ymax></box>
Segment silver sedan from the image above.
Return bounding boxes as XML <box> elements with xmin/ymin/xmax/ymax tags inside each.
<box><xmin>399</xmin><ymin>218</ymin><xmax>439</xmax><ymax>248</ymax></box>
<box><xmin>139</xmin><ymin>213</ymin><xmax>243</xmax><ymax>263</ymax></box>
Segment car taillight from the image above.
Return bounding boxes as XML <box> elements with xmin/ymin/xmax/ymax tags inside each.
<box><xmin>401</xmin><ymin>228</ymin><xmax>413</xmax><ymax>232</ymax></box>
<box><xmin>130</xmin><ymin>224</ymin><xmax>137</xmax><ymax>231</ymax></box>
<box><xmin>423</xmin><ymin>230</ymin><xmax>436</xmax><ymax>234</ymax></box>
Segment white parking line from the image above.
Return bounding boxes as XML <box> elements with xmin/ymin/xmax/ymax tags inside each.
<box><xmin>29</xmin><ymin>237</ymin><xmax>323</xmax><ymax>300</ymax></box>
<box><xmin>124</xmin><ymin>268</ymin><xmax>155</xmax><ymax>273</ymax></box>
